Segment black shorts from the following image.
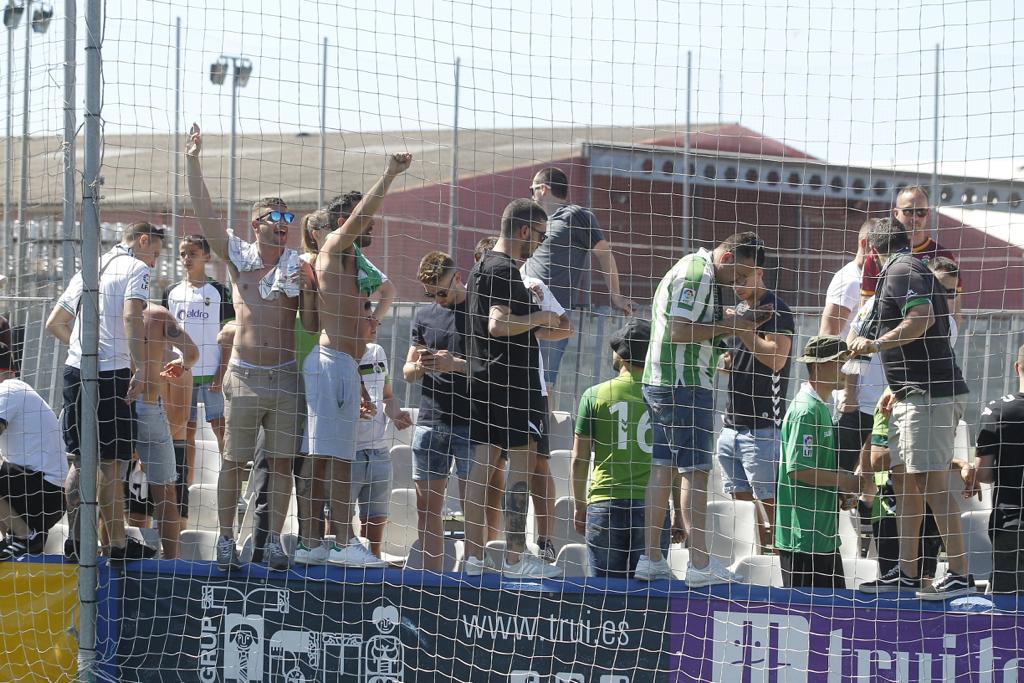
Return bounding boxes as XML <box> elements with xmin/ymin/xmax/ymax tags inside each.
<box><xmin>779</xmin><ymin>549</ymin><xmax>845</xmax><ymax>589</ymax></box>
<box><xmin>529</xmin><ymin>395</ymin><xmax>551</xmax><ymax>458</ymax></box>
<box><xmin>62</xmin><ymin>365</ymin><xmax>136</xmax><ymax>461</ymax></box>
<box><xmin>469</xmin><ymin>378</ymin><xmax>544</xmax><ymax>450</ymax></box>
<box><xmin>0</xmin><ymin>462</ymin><xmax>66</xmax><ymax>534</ymax></box>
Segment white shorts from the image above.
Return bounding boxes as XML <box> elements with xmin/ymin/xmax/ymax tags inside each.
<box><xmin>302</xmin><ymin>346</ymin><xmax>360</xmax><ymax>461</ymax></box>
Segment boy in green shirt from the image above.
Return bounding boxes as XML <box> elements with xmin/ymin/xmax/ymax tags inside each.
<box><xmin>776</xmin><ymin>336</ymin><xmax>860</xmax><ymax>588</ymax></box>
<box><xmin>572</xmin><ymin>319</ymin><xmax>670</xmax><ymax>578</ymax></box>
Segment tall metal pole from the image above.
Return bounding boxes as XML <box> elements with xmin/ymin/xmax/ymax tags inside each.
<box><xmin>447</xmin><ymin>57</ymin><xmax>460</xmax><ymax>257</ymax></box>
<box><xmin>171</xmin><ymin>17</ymin><xmax>181</xmax><ymax>279</ymax></box>
<box><xmin>61</xmin><ymin>0</ymin><xmax>76</xmax><ymax>288</ymax></box>
<box><xmin>78</xmin><ymin>0</ymin><xmax>103</xmax><ymax>678</ymax></box>
<box><xmin>931</xmin><ymin>43</ymin><xmax>940</xmax><ymax>236</ymax></box>
<box><xmin>318</xmin><ymin>36</ymin><xmax>327</xmax><ymax>207</ymax></box>
<box><xmin>682</xmin><ymin>50</ymin><xmax>692</xmax><ymax>255</ymax></box>
<box><xmin>3</xmin><ymin>8</ymin><xmax>13</xmax><ymax>272</ymax></box>
<box><xmin>227</xmin><ymin>70</ymin><xmax>238</xmax><ymax>232</ymax></box>
<box><xmin>13</xmin><ymin>0</ymin><xmax>32</xmax><ymax>301</ymax></box>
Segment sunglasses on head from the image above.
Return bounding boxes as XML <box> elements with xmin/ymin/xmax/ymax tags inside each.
<box><xmin>899</xmin><ymin>207</ymin><xmax>929</xmax><ymax>218</ymax></box>
<box><xmin>256</xmin><ymin>210</ymin><xmax>295</xmax><ymax>224</ymax></box>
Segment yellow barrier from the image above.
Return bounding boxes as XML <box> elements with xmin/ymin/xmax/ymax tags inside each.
<box><xmin>0</xmin><ymin>562</ymin><xmax>77</xmax><ymax>682</ymax></box>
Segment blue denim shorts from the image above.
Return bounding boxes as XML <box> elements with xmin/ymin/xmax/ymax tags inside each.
<box><xmin>134</xmin><ymin>399</ymin><xmax>178</xmax><ymax>485</ymax></box>
<box><xmin>352</xmin><ymin>448</ymin><xmax>392</xmax><ymax>519</ymax></box>
<box><xmin>538</xmin><ymin>336</ymin><xmax>571</xmax><ymax>387</ymax></box>
<box><xmin>586</xmin><ymin>499</ymin><xmax>671</xmax><ymax>579</ymax></box>
<box><xmin>411</xmin><ymin>423</ymin><xmax>472</xmax><ymax>481</ymax></box>
<box><xmin>716</xmin><ymin>426</ymin><xmax>780</xmax><ymax>501</ymax></box>
<box><xmin>642</xmin><ymin>384</ymin><xmax>715</xmax><ymax>471</ymax></box>
<box><xmin>189</xmin><ymin>379</ymin><xmax>225</xmax><ymax>423</ymax></box>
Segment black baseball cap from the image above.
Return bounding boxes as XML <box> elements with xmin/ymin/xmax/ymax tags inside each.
<box><xmin>609</xmin><ymin>319</ymin><xmax>651</xmax><ymax>365</ymax></box>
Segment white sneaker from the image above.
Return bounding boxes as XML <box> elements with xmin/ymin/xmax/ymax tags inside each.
<box><xmin>328</xmin><ymin>539</ymin><xmax>386</xmax><ymax>568</ymax></box>
<box><xmin>686</xmin><ymin>557</ymin><xmax>737</xmax><ymax>587</ymax></box>
<box><xmin>463</xmin><ymin>555</ymin><xmax>487</xmax><ymax>576</ymax></box>
<box><xmin>634</xmin><ymin>554</ymin><xmax>675</xmax><ymax>581</ymax></box>
<box><xmin>294</xmin><ymin>542</ymin><xmax>330</xmax><ymax>565</ymax></box>
<box><xmin>502</xmin><ymin>553</ymin><xmax>562</xmax><ymax>579</ymax></box>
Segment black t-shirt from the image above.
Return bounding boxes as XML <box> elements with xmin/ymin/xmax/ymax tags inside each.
<box><xmin>874</xmin><ymin>252</ymin><xmax>968</xmax><ymax>397</ymax></box>
<box><xmin>724</xmin><ymin>291</ymin><xmax>795</xmax><ymax>430</ymax></box>
<box><xmin>465</xmin><ymin>250</ymin><xmax>541</xmax><ymax>389</ymax></box>
<box><xmin>976</xmin><ymin>392</ymin><xmax>1024</xmax><ymax>534</ymax></box>
<box><xmin>409</xmin><ymin>301</ymin><xmax>471</xmax><ymax>426</ymax></box>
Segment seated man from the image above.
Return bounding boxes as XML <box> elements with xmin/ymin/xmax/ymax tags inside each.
<box><xmin>775</xmin><ymin>336</ymin><xmax>860</xmax><ymax>588</ymax></box>
<box><xmin>0</xmin><ymin>343</ymin><xmax>68</xmax><ymax>560</ymax></box>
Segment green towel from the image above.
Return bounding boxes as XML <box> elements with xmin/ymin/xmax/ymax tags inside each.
<box><xmin>353</xmin><ymin>245</ymin><xmax>384</xmax><ymax>295</ymax></box>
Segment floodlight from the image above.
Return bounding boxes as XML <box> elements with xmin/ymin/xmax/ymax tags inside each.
<box><xmin>236</xmin><ymin>59</ymin><xmax>253</xmax><ymax>87</ymax></box>
<box><xmin>209</xmin><ymin>58</ymin><xmax>228</xmax><ymax>85</ymax></box>
<box><xmin>2</xmin><ymin>3</ymin><xmax>24</xmax><ymax>29</ymax></box>
<box><xmin>30</xmin><ymin>3</ymin><xmax>51</xmax><ymax>33</ymax></box>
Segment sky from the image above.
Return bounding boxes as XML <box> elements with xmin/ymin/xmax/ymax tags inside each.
<box><xmin>5</xmin><ymin>0</ymin><xmax>1023</xmax><ymax>172</ymax></box>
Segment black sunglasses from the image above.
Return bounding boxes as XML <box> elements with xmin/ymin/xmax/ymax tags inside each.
<box><xmin>257</xmin><ymin>210</ymin><xmax>295</xmax><ymax>224</ymax></box>
<box><xmin>899</xmin><ymin>207</ymin><xmax>929</xmax><ymax>218</ymax></box>
<box><xmin>424</xmin><ymin>288</ymin><xmax>449</xmax><ymax>300</ymax></box>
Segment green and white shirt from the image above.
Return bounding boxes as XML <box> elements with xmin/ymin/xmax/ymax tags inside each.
<box><xmin>775</xmin><ymin>383</ymin><xmax>841</xmax><ymax>555</ymax></box>
<box><xmin>575</xmin><ymin>370</ymin><xmax>653</xmax><ymax>504</ymax></box>
<box><xmin>643</xmin><ymin>248</ymin><xmax>722</xmax><ymax>389</ymax></box>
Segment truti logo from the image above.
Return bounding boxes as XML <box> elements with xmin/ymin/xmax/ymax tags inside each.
<box><xmin>711</xmin><ymin>612</ymin><xmax>809</xmax><ymax>683</ymax></box>
<box><xmin>199</xmin><ymin>585</ymin><xmax>405</xmax><ymax>682</ymax></box>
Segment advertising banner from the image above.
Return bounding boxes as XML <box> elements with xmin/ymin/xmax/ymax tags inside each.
<box><xmin>0</xmin><ymin>560</ymin><xmax>78</xmax><ymax>683</ymax></box>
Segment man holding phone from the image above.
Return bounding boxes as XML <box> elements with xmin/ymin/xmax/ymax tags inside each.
<box><xmin>716</xmin><ymin>266</ymin><xmax>794</xmax><ymax>551</ymax></box>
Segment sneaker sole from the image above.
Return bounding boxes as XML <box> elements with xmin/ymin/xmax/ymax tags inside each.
<box><xmin>917</xmin><ymin>587</ymin><xmax>973</xmax><ymax>601</ymax></box>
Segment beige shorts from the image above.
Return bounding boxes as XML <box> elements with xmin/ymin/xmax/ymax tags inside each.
<box><xmin>889</xmin><ymin>392</ymin><xmax>965</xmax><ymax>473</ymax></box>
<box><xmin>222</xmin><ymin>363</ymin><xmax>305</xmax><ymax>463</ymax></box>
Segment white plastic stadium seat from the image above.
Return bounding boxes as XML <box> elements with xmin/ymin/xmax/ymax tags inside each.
<box><xmin>706</xmin><ymin>500</ymin><xmax>758</xmax><ymax>566</ymax></box>
<box><xmin>843</xmin><ymin>557</ymin><xmax>880</xmax><ymax>590</ymax></box>
<box><xmin>390</xmin><ymin>445</ymin><xmax>414</xmax><ymax>492</ymax></box>
<box><xmin>666</xmin><ymin>547</ymin><xmax>689</xmax><ymax>576</ymax></box>
<box><xmin>547</xmin><ymin>449</ymin><xmax>572</xmax><ymax>502</ymax></box>
<box><xmin>192</xmin><ymin>439</ymin><xmax>222</xmax><ymax>486</ymax></box>
<box><xmin>382</xmin><ymin>488</ymin><xmax>419</xmax><ymax>561</ymax></box>
<box><xmin>731</xmin><ymin>555</ymin><xmax>783</xmax><ymax>588</ymax></box>
<box><xmin>43</xmin><ymin>521</ymin><xmax>69</xmax><ymax>555</ymax></box>
<box><xmin>187</xmin><ymin>484</ymin><xmax>221</xmax><ymax>533</ymax></box>
<box><xmin>179</xmin><ymin>530</ymin><xmax>218</xmax><ymax>561</ymax></box>
<box><xmin>838</xmin><ymin>510</ymin><xmax>860</xmax><ymax>559</ymax></box>
<box><xmin>961</xmin><ymin>510</ymin><xmax>994</xmax><ymax>580</ymax></box>
<box><xmin>555</xmin><ymin>543</ymin><xmax>591</xmax><ymax>577</ymax></box>
<box><xmin>548</xmin><ymin>411</ymin><xmax>575</xmax><ymax>453</ymax></box>
<box><xmin>549</xmin><ymin>496</ymin><xmax>586</xmax><ymax>555</ymax></box>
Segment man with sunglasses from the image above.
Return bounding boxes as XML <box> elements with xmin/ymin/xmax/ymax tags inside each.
<box><xmin>523</xmin><ymin>167</ymin><xmax>637</xmax><ymax>399</ymax></box>
<box><xmin>186</xmin><ymin>123</ymin><xmax>315</xmax><ymax>571</ymax></box>
<box><xmin>860</xmin><ymin>186</ymin><xmax>962</xmax><ymax>315</ymax></box>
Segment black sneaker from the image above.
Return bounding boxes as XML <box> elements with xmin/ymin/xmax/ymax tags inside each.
<box><xmin>108</xmin><ymin>537</ymin><xmax>156</xmax><ymax>562</ymax></box>
<box><xmin>858</xmin><ymin>566</ymin><xmax>920</xmax><ymax>594</ymax></box>
<box><xmin>917</xmin><ymin>572</ymin><xmax>975</xmax><ymax>601</ymax></box>
<box><xmin>64</xmin><ymin>538</ymin><xmax>80</xmax><ymax>563</ymax></box>
<box><xmin>0</xmin><ymin>532</ymin><xmax>45</xmax><ymax>561</ymax></box>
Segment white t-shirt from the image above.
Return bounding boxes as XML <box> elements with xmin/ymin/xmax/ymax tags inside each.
<box><xmin>0</xmin><ymin>379</ymin><xmax>68</xmax><ymax>487</ymax></box>
<box><xmin>58</xmin><ymin>245</ymin><xmax>151</xmax><ymax>371</ymax></box>
<box><xmin>357</xmin><ymin>343</ymin><xmax>390</xmax><ymax>450</ymax></box>
<box><xmin>825</xmin><ymin>259</ymin><xmax>863</xmax><ymax>341</ymax></box>
<box><xmin>163</xmin><ymin>280</ymin><xmax>232</xmax><ymax>377</ymax></box>
<box><xmin>520</xmin><ymin>272</ymin><xmax>566</xmax><ymax>398</ymax></box>
<box><xmin>844</xmin><ymin>297</ymin><xmax>888</xmax><ymax>414</ymax></box>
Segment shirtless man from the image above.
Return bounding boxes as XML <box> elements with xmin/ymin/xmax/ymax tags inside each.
<box><xmin>186</xmin><ymin>123</ymin><xmax>314</xmax><ymax>570</ymax></box>
<box><xmin>137</xmin><ymin>305</ymin><xmax>199</xmax><ymax>559</ymax></box>
<box><xmin>298</xmin><ymin>153</ymin><xmax>412</xmax><ymax>567</ymax></box>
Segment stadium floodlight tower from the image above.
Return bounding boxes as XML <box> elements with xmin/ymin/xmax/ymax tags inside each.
<box><xmin>210</xmin><ymin>54</ymin><xmax>253</xmax><ymax>232</ymax></box>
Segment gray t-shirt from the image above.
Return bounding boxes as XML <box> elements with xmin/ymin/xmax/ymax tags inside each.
<box><xmin>522</xmin><ymin>203</ymin><xmax>604</xmax><ymax>309</ymax></box>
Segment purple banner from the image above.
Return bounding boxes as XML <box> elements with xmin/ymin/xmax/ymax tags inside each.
<box><xmin>672</xmin><ymin>596</ymin><xmax>1024</xmax><ymax>682</ymax></box>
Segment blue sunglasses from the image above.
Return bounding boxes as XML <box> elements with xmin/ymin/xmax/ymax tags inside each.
<box><xmin>256</xmin><ymin>210</ymin><xmax>295</xmax><ymax>225</ymax></box>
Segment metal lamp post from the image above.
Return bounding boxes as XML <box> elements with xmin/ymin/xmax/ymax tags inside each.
<box><xmin>3</xmin><ymin>1</ymin><xmax>23</xmax><ymax>272</ymax></box>
<box><xmin>210</xmin><ymin>54</ymin><xmax>252</xmax><ymax>231</ymax></box>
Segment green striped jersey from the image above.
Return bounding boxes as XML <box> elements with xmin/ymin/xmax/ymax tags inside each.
<box><xmin>643</xmin><ymin>248</ymin><xmax>722</xmax><ymax>389</ymax></box>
